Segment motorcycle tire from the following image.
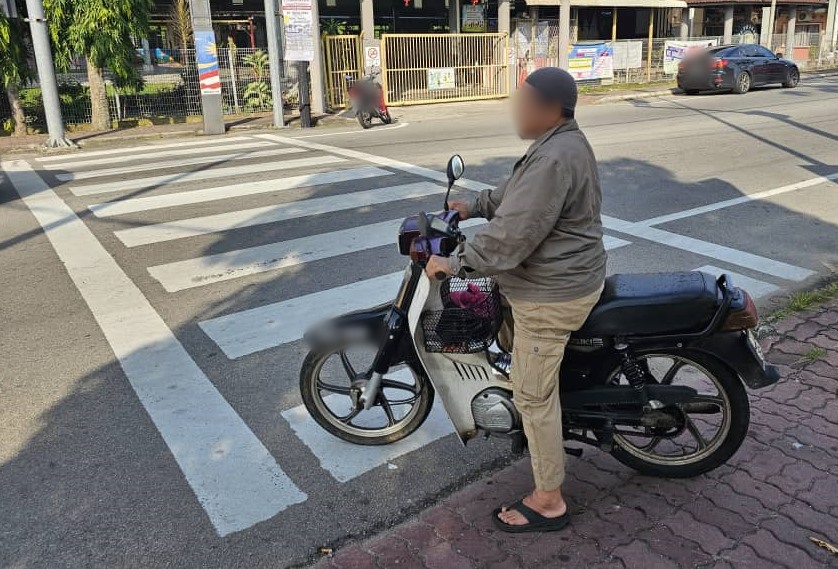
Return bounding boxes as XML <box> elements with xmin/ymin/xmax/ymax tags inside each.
<box><xmin>357</xmin><ymin>111</ymin><xmax>373</xmax><ymax>129</ymax></box>
<box><xmin>300</xmin><ymin>346</ymin><xmax>435</xmax><ymax>446</ymax></box>
<box><xmin>381</xmin><ymin>110</ymin><xmax>393</xmax><ymax>125</ymax></box>
<box><xmin>608</xmin><ymin>349</ymin><xmax>750</xmax><ymax>478</ymax></box>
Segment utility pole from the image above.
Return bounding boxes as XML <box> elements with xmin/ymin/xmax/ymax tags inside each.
<box><xmin>827</xmin><ymin>0</ymin><xmax>837</xmax><ymax>51</ymax></box>
<box><xmin>190</xmin><ymin>0</ymin><xmax>225</xmax><ymax>135</ymax></box>
<box><xmin>767</xmin><ymin>0</ymin><xmax>777</xmax><ymax>49</ymax></box>
<box><xmin>264</xmin><ymin>0</ymin><xmax>285</xmax><ymax>128</ymax></box>
<box><xmin>558</xmin><ymin>0</ymin><xmax>571</xmax><ymax>69</ymax></box>
<box><xmin>24</xmin><ymin>0</ymin><xmax>73</xmax><ymax>147</ymax></box>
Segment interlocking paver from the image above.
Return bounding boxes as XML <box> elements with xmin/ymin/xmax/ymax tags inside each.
<box><xmin>313</xmin><ymin>301</ymin><xmax>838</xmax><ymax>569</ymax></box>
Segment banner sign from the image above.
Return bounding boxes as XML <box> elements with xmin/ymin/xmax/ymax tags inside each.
<box><xmin>427</xmin><ymin>67</ymin><xmax>456</xmax><ymax>90</ymax></box>
<box><xmin>282</xmin><ymin>0</ymin><xmax>314</xmax><ymax>62</ymax></box>
<box><xmin>663</xmin><ymin>40</ymin><xmax>717</xmax><ymax>75</ymax></box>
<box><xmin>611</xmin><ymin>41</ymin><xmax>643</xmax><ymax>70</ymax></box>
<box><xmin>461</xmin><ymin>5</ymin><xmax>486</xmax><ymax>33</ymax></box>
<box><xmin>568</xmin><ymin>43</ymin><xmax>614</xmax><ymax>81</ymax></box>
<box><xmin>194</xmin><ymin>31</ymin><xmax>221</xmax><ymax>95</ymax></box>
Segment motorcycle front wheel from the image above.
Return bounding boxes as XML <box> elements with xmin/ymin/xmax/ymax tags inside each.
<box><xmin>357</xmin><ymin>111</ymin><xmax>373</xmax><ymax>129</ymax></box>
<box><xmin>606</xmin><ymin>349</ymin><xmax>750</xmax><ymax>478</ymax></box>
<box><xmin>300</xmin><ymin>341</ymin><xmax>435</xmax><ymax>445</ymax></box>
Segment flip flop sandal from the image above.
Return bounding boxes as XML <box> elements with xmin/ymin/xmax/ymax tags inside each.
<box><xmin>492</xmin><ymin>499</ymin><xmax>571</xmax><ymax>534</ymax></box>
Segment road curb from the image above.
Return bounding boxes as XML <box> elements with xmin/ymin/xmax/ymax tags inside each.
<box><xmin>592</xmin><ymin>88</ymin><xmax>680</xmax><ymax>104</ymax></box>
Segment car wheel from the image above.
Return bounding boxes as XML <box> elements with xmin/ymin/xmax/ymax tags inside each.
<box><xmin>783</xmin><ymin>67</ymin><xmax>800</xmax><ymax>88</ymax></box>
<box><xmin>732</xmin><ymin>72</ymin><xmax>751</xmax><ymax>94</ymax></box>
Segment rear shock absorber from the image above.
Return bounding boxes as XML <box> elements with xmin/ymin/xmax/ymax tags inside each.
<box><xmin>616</xmin><ymin>344</ymin><xmax>662</xmax><ymax>412</ymax></box>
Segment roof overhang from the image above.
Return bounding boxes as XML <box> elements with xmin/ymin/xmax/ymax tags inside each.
<box><xmin>526</xmin><ymin>0</ymin><xmax>687</xmax><ymax>7</ymax></box>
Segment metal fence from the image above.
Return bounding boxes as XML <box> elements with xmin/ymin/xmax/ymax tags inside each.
<box><xmin>323</xmin><ymin>35</ymin><xmax>363</xmax><ymax>110</ymax></box>
<box><xmin>380</xmin><ymin>33</ymin><xmax>510</xmax><ymax>106</ymax></box>
<box><xmin>1</xmin><ymin>48</ymin><xmax>301</xmax><ymax>131</ymax></box>
<box><xmin>512</xmin><ymin>22</ymin><xmax>838</xmax><ymax>87</ymax></box>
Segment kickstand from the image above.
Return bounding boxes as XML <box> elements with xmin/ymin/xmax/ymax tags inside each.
<box><xmin>564</xmin><ymin>446</ymin><xmax>583</xmax><ymax>457</ymax></box>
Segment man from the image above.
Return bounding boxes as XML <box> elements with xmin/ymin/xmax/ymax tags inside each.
<box><xmin>425</xmin><ymin>67</ymin><xmax>606</xmax><ymax>533</ymax></box>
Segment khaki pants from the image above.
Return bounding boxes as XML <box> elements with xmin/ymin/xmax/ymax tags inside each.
<box><xmin>498</xmin><ymin>285</ymin><xmax>603</xmax><ymax>492</ymax></box>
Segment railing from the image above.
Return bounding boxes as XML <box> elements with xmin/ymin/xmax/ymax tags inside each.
<box><xmin>380</xmin><ymin>33</ymin><xmax>510</xmax><ymax>106</ymax></box>
<box><xmin>322</xmin><ymin>35</ymin><xmax>363</xmax><ymax>109</ymax></box>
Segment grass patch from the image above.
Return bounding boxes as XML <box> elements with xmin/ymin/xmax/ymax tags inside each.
<box><xmin>802</xmin><ymin>346</ymin><xmax>827</xmax><ymax>364</ymax></box>
<box><xmin>578</xmin><ymin>81</ymin><xmax>676</xmax><ymax>95</ymax></box>
<box><xmin>771</xmin><ymin>280</ymin><xmax>838</xmax><ymax>321</ymax></box>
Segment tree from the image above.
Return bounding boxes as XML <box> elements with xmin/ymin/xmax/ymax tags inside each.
<box><xmin>43</xmin><ymin>0</ymin><xmax>153</xmax><ymax>131</ymax></box>
<box><xmin>0</xmin><ymin>1</ymin><xmax>31</xmax><ymax>136</ymax></box>
<box><xmin>169</xmin><ymin>0</ymin><xmax>192</xmax><ymax>58</ymax></box>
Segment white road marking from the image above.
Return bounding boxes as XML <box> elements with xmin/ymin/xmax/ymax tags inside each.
<box><xmin>291</xmin><ymin>121</ymin><xmax>410</xmax><ymax>139</ymax></box>
<box><xmin>694</xmin><ymin>265</ymin><xmax>780</xmax><ymax>298</ymax></box>
<box><xmin>88</xmin><ymin>167</ymin><xmax>391</xmax><ymax>217</ymax></box>
<box><xmin>282</xmin><ymin>374</ymin><xmax>453</xmax><ymax>483</ymax></box>
<box><xmin>71</xmin><ymin>155</ymin><xmax>347</xmax><ymax>197</ymax></box>
<box><xmin>56</xmin><ymin>148</ymin><xmax>307</xmax><ymax>183</ymax></box>
<box><xmin>2</xmin><ymin>158</ymin><xmax>307</xmax><ymax>537</ymax></box>
<box><xmin>256</xmin><ymin>133</ymin><xmax>493</xmax><ymax>192</ymax></box>
<box><xmin>35</xmin><ymin>136</ymin><xmax>257</xmax><ymax>162</ymax></box>
<box><xmin>198</xmin><ymin>236</ymin><xmax>631</xmax><ymax>359</ymax></box>
<box><xmin>603</xmin><ymin>215</ymin><xmax>814</xmax><ymax>282</ymax></box>
<box><xmin>639</xmin><ymin>172</ymin><xmax>838</xmax><ymax>227</ymax></box>
<box><xmin>40</xmin><ymin>141</ymin><xmax>275</xmax><ymax>169</ymax></box>
<box><xmin>115</xmin><ymin>182</ymin><xmax>446</xmax><ymax>247</ymax></box>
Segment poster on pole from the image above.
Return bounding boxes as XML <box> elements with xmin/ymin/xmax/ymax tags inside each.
<box><xmin>194</xmin><ymin>31</ymin><xmax>222</xmax><ymax>95</ymax></box>
<box><xmin>663</xmin><ymin>39</ymin><xmax>717</xmax><ymax>75</ymax></box>
<box><xmin>282</xmin><ymin>0</ymin><xmax>314</xmax><ymax>62</ymax></box>
<box><xmin>611</xmin><ymin>41</ymin><xmax>643</xmax><ymax>70</ymax></box>
<box><xmin>427</xmin><ymin>67</ymin><xmax>456</xmax><ymax>90</ymax></box>
<box><xmin>568</xmin><ymin>43</ymin><xmax>614</xmax><ymax>81</ymax></box>
<box><xmin>461</xmin><ymin>5</ymin><xmax>486</xmax><ymax>33</ymax></box>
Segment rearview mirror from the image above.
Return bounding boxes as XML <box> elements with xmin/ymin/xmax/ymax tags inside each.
<box><xmin>446</xmin><ymin>155</ymin><xmax>465</xmax><ymax>185</ymax></box>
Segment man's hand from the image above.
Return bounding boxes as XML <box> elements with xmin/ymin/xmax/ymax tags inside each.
<box><xmin>425</xmin><ymin>255</ymin><xmax>453</xmax><ymax>280</ymax></box>
<box><xmin>448</xmin><ymin>200</ymin><xmax>471</xmax><ymax>221</ymax></box>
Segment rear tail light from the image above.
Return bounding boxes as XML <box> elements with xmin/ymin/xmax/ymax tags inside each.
<box><xmin>712</xmin><ymin>58</ymin><xmax>728</xmax><ymax>70</ymax></box>
<box><xmin>720</xmin><ymin>290</ymin><xmax>759</xmax><ymax>331</ymax></box>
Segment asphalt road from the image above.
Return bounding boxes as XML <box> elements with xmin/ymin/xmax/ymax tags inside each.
<box><xmin>1</xmin><ymin>76</ymin><xmax>837</xmax><ymax>569</ymax></box>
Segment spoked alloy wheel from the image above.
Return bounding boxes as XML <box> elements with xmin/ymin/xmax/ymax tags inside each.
<box><xmin>733</xmin><ymin>72</ymin><xmax>751</xmax><ymax>94</ymax></box>
<box><xmin>357</xmin><ymin>111</ymin><xmax>373</xmax><ymax>129</ymax></box>
<box><xmin>783</xmin><ymin>68</ymin><xmax>800</xmax><ymax>88</ymax></box>
<box><xmin>300</xmin><ymin>341</ymin><xmax>434</xmax><ymax>445</ymax></box>
<box><xmin>607</xmin><ymin>350</ymin><xmax>749</xmax><ymax>478</ymax></box>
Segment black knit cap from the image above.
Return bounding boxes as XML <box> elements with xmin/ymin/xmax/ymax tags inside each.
<box><xmin>525</xmin><ymin>67</ymin><xmax>578</xmax><ymax>119</ymax></box>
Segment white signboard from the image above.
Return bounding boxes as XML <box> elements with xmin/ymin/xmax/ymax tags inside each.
<box><xmin>427</xmin><ymin>67</ymin><xmax>456</xmax><ymax>90</ymax></box>
<box><xmin>364</xmin><ymin>45</ymin><xmax>381</xmax><ymax>71</ymax></box>
<box><xmin>612</xmin><ymin>41</ymin><xmax>643</xmax><ymax>70</ymax></box>
<box><xmin>663</xmin><ymin>39</ymin><xmax>717</xmax><ymax>75</ymax></box>
<box><xmin>282</xmin><ymin>0</ymin><xmax>314</xmax><ymax>62</ymax></box>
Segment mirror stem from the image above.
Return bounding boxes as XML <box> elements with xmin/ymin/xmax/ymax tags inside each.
<box><xmin>443</xmin><ymin>182</ymin><xmax>452</xmax><ymax>212</ymax></box>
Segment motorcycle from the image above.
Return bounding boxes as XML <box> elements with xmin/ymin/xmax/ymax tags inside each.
<box><xmin>300</xmin><ymin>155</ymin><xmax>780</xmax><ymax>478</ymax></box>
<box><xmin>346</xmin><ymin>73</ymin><xmax>392</xmax><ymax>129</ymax></box>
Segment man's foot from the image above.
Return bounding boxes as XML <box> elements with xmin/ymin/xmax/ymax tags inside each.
<box><xmin>497</xmin><ymin>490</ymin><xmax>566</xmax><ymax>526</ymax></box>
<box><xmin>492</xmin><ymin>492</ymin><xmax>571</xmax><ymax>533</ymax></box>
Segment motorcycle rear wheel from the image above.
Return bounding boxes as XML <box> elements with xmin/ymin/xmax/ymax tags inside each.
<box><xmin>300</xmin><ymin>342</ymin><xmax>435</xmax><ymax>445</ymax></box>
<box><xmin>607</xmin><ymin>349</ymin><xmax>749</xmax><ymax>478</ymax></box>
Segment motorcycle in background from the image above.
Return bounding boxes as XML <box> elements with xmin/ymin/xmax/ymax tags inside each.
<box><xmin>346</xmin><ymin>73</ymin><xmax>392</xmax><ymax>129</ymax></box>
<box><xmin>300</xmin><ymin>155</ymin><xmax>780</xmax><ymax>479</ymax></box>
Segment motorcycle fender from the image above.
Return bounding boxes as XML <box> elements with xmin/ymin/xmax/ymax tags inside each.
<box><xmin>695</xmin><ymin>331</ymin><xmax>781</xmax><ymax>389</ymax></box>
<box><xmin>303</xmin><ymin>302</ymin><xmax>390</xmax><ymax>349</ymax></box>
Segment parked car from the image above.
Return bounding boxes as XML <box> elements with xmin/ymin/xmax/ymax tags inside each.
<box><xmin>677</xmin><ymin>44</ymin><xmax>800</xmax><ymax>95</ymax></box>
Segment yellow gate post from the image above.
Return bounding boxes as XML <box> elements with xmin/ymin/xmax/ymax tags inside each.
<box><xmin>322</xmin><ymin>35</ymin><xmax>363</xmax><ymax>109</ymax></box>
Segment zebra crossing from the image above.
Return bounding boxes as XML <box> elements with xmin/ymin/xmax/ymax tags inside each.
<box><xmin>4</xmin><ymin>132</ymin><xmax>817</xmax><ymax>537</ymax></box>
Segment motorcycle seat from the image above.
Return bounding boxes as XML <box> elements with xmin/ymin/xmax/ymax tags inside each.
<box><xmin>574</xmin><ymin>272</ymin><xmax>721</xmax><ymax>338</ymax></box>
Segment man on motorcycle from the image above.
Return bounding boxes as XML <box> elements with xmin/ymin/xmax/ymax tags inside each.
<box><xmin>425</xmin><ymin>67</ymin><xmax>607</xmax><ymax>532</ymax></box>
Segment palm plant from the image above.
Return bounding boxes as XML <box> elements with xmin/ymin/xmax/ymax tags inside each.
<box><xmin>0</xmin><ymin>1</ymin><xmax>31</xmax><ymax>136</ymax></box>
<box><xmin>242</xmin><ymin>49</ymin><xmax>272</xmax><ymax>110</ymax></box>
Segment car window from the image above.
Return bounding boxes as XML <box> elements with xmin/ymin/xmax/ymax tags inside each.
<box><xmin>753</xmin><ymin>45</ymin><xmax>776</xmax><ymax>58</ymax></box>
<box><xmin>738</xmin><ymin>45</ymin><xmax>757</xmax><ymax>57</ymax></box>
<box><xmin>724</xmin><ymin>47</ymin><xmax>744</xmax><ymax>58</ymax></box>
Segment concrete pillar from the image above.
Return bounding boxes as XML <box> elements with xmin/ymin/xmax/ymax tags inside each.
<box><xmin>361</xmin><ymin>0</ymin><xmax>375</xmax><ymax>39</ymax></box>
<box><xmin>190</xmin><ymin>0</ymin><xmax>225</xmax><ymax>135</ymax></box>
<box><xmin>827</xmin><ymin>0</ymin><xmax>837</xmax><ymax>50</ymax></box>
<box><xmin>309</xmin><ymin>0</ymin><xmax>325</xmax><ymax>114</ymax></box>
<box><xmin>558</xmin><ymin>0</ymin><xmax>570</xmax><ymax>69</ymax></box>
<box><xmin>498</xmin><ymin>0</ymin><xmax>513</xmax><ymax>91</ymax></box>
<box><xmin>760</xmin><ymin>6</ymin><xmax>772</xmax><ymax>45</ymax></box>
<box><xmin>688</xmin><ymin>7</ymin><xmax>697</xmax><ymax>36</ymax></box>
<box><xmin>785</xmin><ymin>6</ymin><xmax>797</xmax><ymax>59</ymax></box>
<box><xmin>679</xmin><ymin>8</ymin><xmax>689</xmax><ymax>38</ymax></box>
<box><xmin>449</xmin><ymin>0</ymin><xmax>460</xmax><ymax>33</ymax></box>
<box><xmin>723</xmin><ymin>5</ymin><xmax>734</xmax><ymax>44</ymax></box>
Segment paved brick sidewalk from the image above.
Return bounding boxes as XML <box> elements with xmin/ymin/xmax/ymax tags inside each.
<box><xmin>314</xmin><ymin>301</ymin><xmax>838</xmax><ymax>569</ymax></box>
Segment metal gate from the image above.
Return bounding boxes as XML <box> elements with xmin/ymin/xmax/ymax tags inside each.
<box><xmin>380</xmin><ymin>33</ymin><xmax>509</xmax><ymax>106</ymax></box>
<box><xmin>323</xmin><ymin>35</ymin><xmax>362</xmax><ymax>109</ymax></box>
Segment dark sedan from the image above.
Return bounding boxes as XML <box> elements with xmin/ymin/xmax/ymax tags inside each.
<box><xmin>677</xmin><ymin>44</ymin><xmax>800</xmax><ymax>94</ymax></box>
